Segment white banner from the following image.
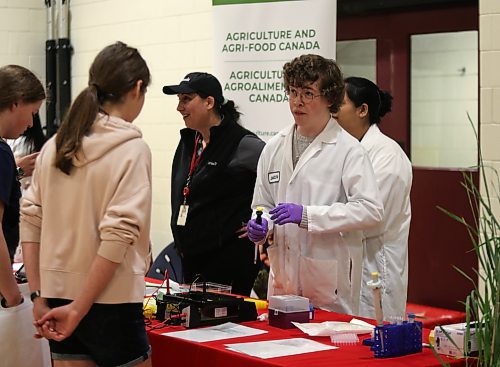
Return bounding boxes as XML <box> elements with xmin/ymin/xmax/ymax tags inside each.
<box><xmin>213</xmin><ymin>0</ymin><xmax>337</xmax><ymax>140</ymax></box>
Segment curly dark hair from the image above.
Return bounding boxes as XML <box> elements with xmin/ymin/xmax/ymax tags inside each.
<box><xmin>283</xmin><ymin>54</ymin><xmax>344</xmax><ymax>113</ymax></box>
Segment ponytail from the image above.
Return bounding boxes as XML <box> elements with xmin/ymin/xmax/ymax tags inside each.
<box><xmin>378</xmin><ymin>90</ymin><xmax>393</xmax><ymax>118</ymax></box>
<box><xmin>54</xmin><ymin>41</ymin><xmax>150</xmax><ymax>175</ymax></box>
<box><xmin>345</xmin><ymin>76</ymin><xmax>393</xmax><ymax>125</ymax></box>
<box><xmin>55</xmin><ymin>85</ymin><xmax>99</xmax><ymax>174</ymax></box>
<box><xmin>219</xmin><ymin>99</ymin><xmax>241</xmax><ymax>122</ymax></box>
<box><xmin>197</xmin><ymin>91</ymin><xmax>242</xmax><ymax>123</ymax></box>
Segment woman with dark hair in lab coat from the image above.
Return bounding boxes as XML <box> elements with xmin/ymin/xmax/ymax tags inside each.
<box><xmin>335</xmin><ymin>76</ymin><xmax>412</xmax><ymax>320</ymax></box>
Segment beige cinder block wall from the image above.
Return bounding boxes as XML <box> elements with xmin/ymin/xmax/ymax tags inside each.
<box><xmin>0</xmin><ymin>1</ymin><xmax>46</xmax><ymax>116</ymax></box>
<box><xmin>479</xmin><ymin>0</ymin><xmax>500</xmax><ymax>294</ymax></box>
<box><xmin>7</xmin><ymin>1</ymin><xmax>498</xmax><ymax>264</ymax></box>
<box><xmin>1</xmin><ymin>0</ymin><xmax>217</xmax><ymax>258</ymax></box>
<box><xmin>479</xmin><ymin>0</ymin><xmax>500</xmax><ymax>219</ymax></box>
<box><xmin>71</xmin><ymin>0</ymin><xmax>215</xmax><ymax>257</ymax></box>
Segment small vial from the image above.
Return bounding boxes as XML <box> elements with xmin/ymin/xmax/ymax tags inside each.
<box><xmin>407</xmin><ymin>312</ymin><xmax>415</xmax><ymax>323</ymax></box>
<box><xmin>309</xmin><ymin>302</ymin><xmax>314</xmax><ymax>320</ymax></box>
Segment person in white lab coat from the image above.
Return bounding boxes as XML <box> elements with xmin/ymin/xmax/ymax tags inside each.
<box><xmin>247</xmin><ymin>55</ymin><xmax>384</xmax><ymax>315</ymax></box>
<box><xmin>334</xmin><ymin>76</ymin><xmax>412</xmax><ymax>320</ymax></box>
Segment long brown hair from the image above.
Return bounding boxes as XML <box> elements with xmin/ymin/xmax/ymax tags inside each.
<box><xmin>0</xmin><ymin>65</ymin><xmax>45</xmax><ymax>112</ymax></box>
<box><xmin>55</xmin><ymin>41</ymin><xmax>151</xmax><ymax>174</ymax></box>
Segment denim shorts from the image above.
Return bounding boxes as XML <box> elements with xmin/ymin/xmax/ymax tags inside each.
<box><xmin>46</xmin><ymin>298</ymin><xmax>150</xmax><ymax>367</ymax></box>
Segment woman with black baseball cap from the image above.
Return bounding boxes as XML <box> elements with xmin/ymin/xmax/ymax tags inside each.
<box><xmin>163</xmin><ymin>72</ymin><xmax>265</xmax><ymax>296</ymax></box>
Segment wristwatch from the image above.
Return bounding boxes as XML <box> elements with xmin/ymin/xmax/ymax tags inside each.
<box><xmin>16</xmin><ymin>166</ymin><xmax>25</xmax><ymax>180</ymax></box>
<box><xmin>30</xmin><ymin>290</ymin><xmax>41</xmax><ymax>302</ymax></box>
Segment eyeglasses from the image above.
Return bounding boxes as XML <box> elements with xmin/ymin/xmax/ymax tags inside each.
<box><xmin>286</xmin><ymin>87</ymin><xmax>324</xmax><ymax>104</ymax></box>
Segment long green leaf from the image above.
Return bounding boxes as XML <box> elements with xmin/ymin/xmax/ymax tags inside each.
<box><xmin>437</xmin><ymin>113</ymin><xmax>499</xmax><ymax>366</ymax></box>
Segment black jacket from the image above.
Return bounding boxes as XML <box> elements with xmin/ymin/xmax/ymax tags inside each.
<box><xmin>170</xmin><ymin>117</ymin><xmax>264</xmax><ymax>257</ymax></box>
<box><xmin>0</xmin><ymin>139</ymin><xmax>21</xmax><ymax>262</ymax></box>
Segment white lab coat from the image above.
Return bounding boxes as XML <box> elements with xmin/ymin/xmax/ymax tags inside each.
<box><xmin>0</xmin><ymin>284</ymin><xmax>51</xmax><ymax>367</ymax></box>
<box><xmin>252</xmin><ymin>118</ymin><xmax>383</xmax><ymax>315</ymax></box>
<box><xmin>358</xmin><ymin>124</ymin><xmax>412</xmax><ymax>320</ymax></box>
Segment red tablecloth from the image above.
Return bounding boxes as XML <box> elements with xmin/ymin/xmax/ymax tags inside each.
<box><xmin>147</xmin><ymin>309</ymin><xmax>467</xmax><ymax>367</ymax></box>
<box><xmin>406</xmin><ymin>303</ymin><xmax>467</xmax><ymax>329</ymax></box>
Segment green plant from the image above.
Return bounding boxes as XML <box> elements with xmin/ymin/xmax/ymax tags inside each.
<box><xmin>437</xmin><ymin>114</ymin><xmax>500</xmax><ymax>366</ymax></box>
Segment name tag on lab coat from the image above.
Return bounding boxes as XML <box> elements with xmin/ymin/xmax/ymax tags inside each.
<box><xmin>268</xmin><ymin>171</ymin><xmax>280</xmax><ymax>183</ymax></box>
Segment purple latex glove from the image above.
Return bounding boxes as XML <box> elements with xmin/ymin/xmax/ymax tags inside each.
<box><xmin>247</xmin><ymin>218</ymin><xmax>268</xmax><ymax>243</ymax></box>
<box><xmin>270</xmin><ymin>203</ymin><xmax>303</xmax><ymax>225</ymax></box>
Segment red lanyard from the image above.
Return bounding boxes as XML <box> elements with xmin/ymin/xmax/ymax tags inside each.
<box><xmin>182</xmin><ymin>134</ymin><xmax>203</xmax><ymax>202</ymax></box>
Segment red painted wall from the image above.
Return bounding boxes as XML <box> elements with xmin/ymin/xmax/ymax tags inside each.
<box><xmin>409</xmin><ymin>168</ymin><xmax>478</xmax><ymax>309</ymax></box>
<box><xmin>338</xmin><ymin>4</ymin><xmax>479</xmax><ymax>310</ymax></box>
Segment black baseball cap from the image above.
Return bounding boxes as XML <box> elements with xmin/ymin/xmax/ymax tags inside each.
<box><xmin>162</xmin><ymin>72</ymin><xmax>224</xmax><ymax>104</ymax></box>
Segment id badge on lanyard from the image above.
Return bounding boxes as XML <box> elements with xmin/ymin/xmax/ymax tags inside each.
<box><xmin>177</xmin><ymin>204</ymin><xmax>189</xmax><ymax>226</ymax></box>
<box><xmin>177</xmin><ymin>134</ymin><xmax>203</xmax><ymax>226</ymax></box>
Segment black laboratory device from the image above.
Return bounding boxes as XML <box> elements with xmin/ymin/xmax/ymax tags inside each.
<box><xmin>159</xmin><ymin>290</ymin><xmax>257</xmax><ymax>328</ymax></box>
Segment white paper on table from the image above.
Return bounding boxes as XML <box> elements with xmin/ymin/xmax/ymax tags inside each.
<box><xmin>225</xmin><ymin>337</ymin><xmax>337</xmax><ymax>359</ymax></box>
<box><xmin>162</xmin><ymin>322</ymin><xmax>268</xmax><ymax>343</ymax></box>
<box><xmin>349</xmin><ymin>318</ymin><xmax>376</xmax><ymax>329</ymax></box>
<box><xmin>291</xmin><ymin>318</ymin><xmax>374</xmax><ymax>337</ymax></box>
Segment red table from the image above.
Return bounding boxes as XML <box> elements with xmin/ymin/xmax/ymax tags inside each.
<box><xmin>406</xmin><ymin>303</ymin><xmax>467</xmax><ymax>330</ymax></box>
<box><xmin>147</xmin><ymin>309</ymin><xmax>467</xmax><ymax>367</ymax></box>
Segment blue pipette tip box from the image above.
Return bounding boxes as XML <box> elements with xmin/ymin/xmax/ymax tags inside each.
<box><xmin>371</xmin><ymin>321</ymin><xmax>423</xmax><ymax>358</ymax></box>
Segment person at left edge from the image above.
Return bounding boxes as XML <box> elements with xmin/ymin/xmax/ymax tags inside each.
<box><xmin>0</xmin><ymin>65</ymin><xmax>44</xmax><ymax>285</ymax></box>
<box><xmin>0</xmin><ymin>64</ymin><xmax>50</xmax><ymax>367</ymax></box>
<box><xmin>163</xmin><ymin>72</ymin><xmax>265</xmax><ymax>296</ymax></box>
